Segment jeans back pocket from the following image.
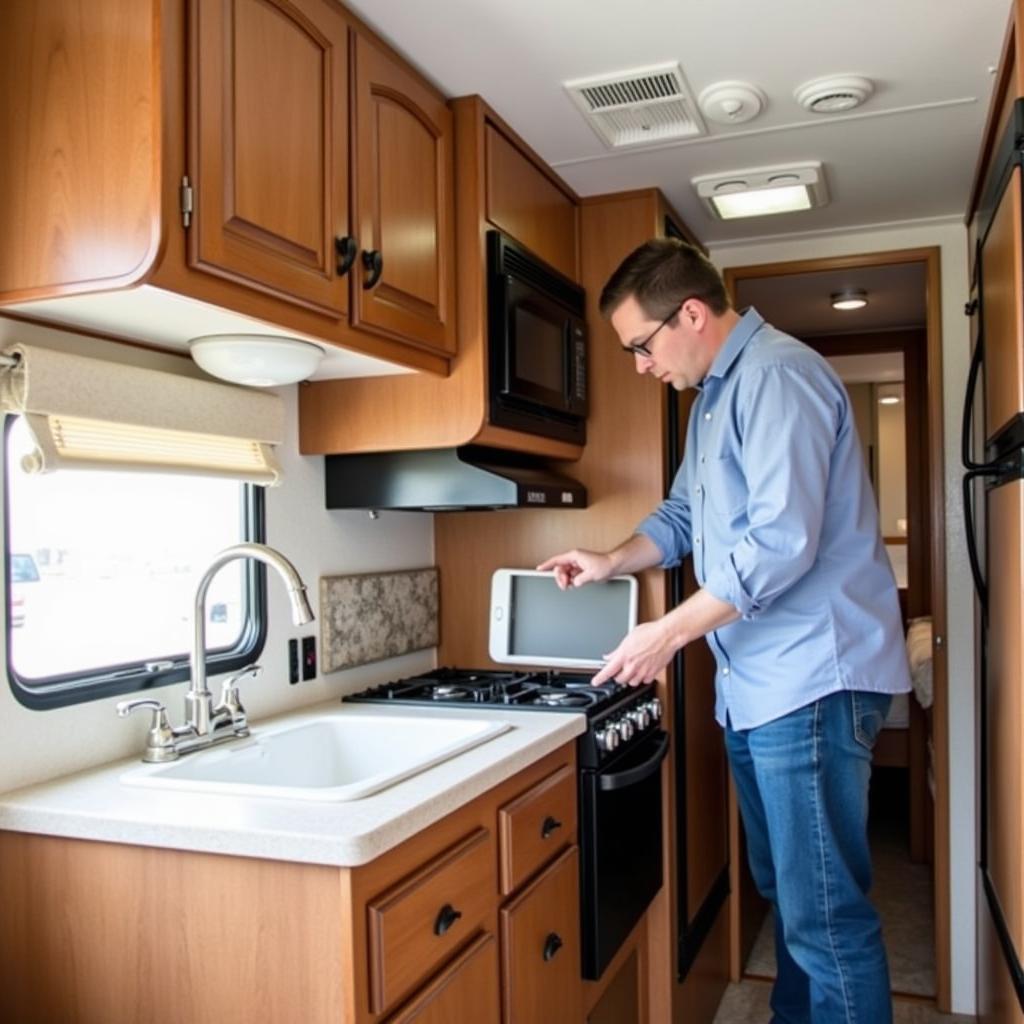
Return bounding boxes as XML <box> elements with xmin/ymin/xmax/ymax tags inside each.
<box><xmin>850</xmin><ymin>691</ymin><xmax>893</xmax><ymax>751</ymax></box>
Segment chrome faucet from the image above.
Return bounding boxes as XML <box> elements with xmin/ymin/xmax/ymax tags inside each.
<box><xmin>118</xmin><ymin>543</ymin><xmax>314</xmax><ymax>762</ymax></box>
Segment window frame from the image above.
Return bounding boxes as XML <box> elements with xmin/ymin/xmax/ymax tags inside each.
<box><xmin>4</xmin><ymin>419</ymin><xmax>268</xmax><ymax>710</ymax></box>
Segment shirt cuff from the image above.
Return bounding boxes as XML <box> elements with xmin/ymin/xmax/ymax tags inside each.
<box><xmin>636</xmin><ymin>519</ymin><xmax>677</xmax><ymax>568</ymax></box>
<box><xmin>704</xmin><ymin>557</ymin><xmax>761</xmax><ymax>620</ymax></box>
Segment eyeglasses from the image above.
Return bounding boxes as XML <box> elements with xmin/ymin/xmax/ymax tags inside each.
<box><xmin>622</xmin><ymin>301</ymin><xmax>685</xmax><ymax>357</ymax></box>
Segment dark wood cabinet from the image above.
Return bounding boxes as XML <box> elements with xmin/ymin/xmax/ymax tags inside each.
<box><xmin>352</xmin><ymin>32</ymin><xmax>456</xmax><ymax>356</ymax></box>
<box><xmin>190</xmin><ymin>0</ymin><xmax>350</xmax><ymax>317</ymax></box>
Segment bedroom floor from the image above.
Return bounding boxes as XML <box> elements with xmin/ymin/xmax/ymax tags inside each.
<box><xmin>713</xmin><ymin>766</ymin><xmax>967</xmax><ymax>1022</ymax></box>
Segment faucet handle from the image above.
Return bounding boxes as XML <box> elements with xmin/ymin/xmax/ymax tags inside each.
<box><xmin>216</xmin><ymin>664</ymin><xmax>260</xmax><ymax>734</ymax></box>
<box><xmin>116</xmin><ymin>699</ymin><xmax>177</xmax><ymax>763</ymax></box>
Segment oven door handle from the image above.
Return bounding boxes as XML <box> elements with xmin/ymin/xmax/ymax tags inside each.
<box><xmin>598</xmin><ymin>731</ymin><xmax>670</xmax><ymax>791</ymax></box>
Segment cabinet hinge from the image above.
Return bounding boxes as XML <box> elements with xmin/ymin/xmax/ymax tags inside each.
<box><xmin>180</xmin><ymin>175</ymin><xmax>194</xmax><ymax>229</ymax></box>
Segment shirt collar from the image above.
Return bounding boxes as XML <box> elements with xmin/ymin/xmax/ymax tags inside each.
<box><xmin>703</xmin><ymin>307</ymin><xmax>765</xmax><ymax>384</ymax></box>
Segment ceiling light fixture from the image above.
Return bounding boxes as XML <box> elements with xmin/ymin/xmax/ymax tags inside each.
<box><xmin>795</xmin><ymin>75</ymin><xmax>874</xmax><ymax>114</ymax></box>
<box><xmin>830</xmin><ymin>289</ymin><xmax>868</xmax><ymax>311</ymax></box>
<box><xmin>692</xmin><ymin>162</ymin><xmax>828</xmax><ymax>220</ymax></box>
<box><xmin>878</xmin><ymin>383</ymin><xmax>903</xmax><ymax>406</ymax></box>
<box><xmin>188</xmin><ymin>335</ymin><xmax>325</xmax><ymax>387</ymax></box>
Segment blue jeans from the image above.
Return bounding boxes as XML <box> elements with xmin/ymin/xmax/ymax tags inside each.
<box><xmin>724</xmin><ymin>690</ymin><xmax>893</xmax><ymax>1024</ymax></box>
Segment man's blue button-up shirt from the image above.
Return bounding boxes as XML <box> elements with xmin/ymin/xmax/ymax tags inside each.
<box><xmin>638</xmin><ymin>308</ymin><xmax>911</xmax><ymax>730</ymax></box>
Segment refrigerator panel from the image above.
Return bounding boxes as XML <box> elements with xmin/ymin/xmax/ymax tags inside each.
<box><xmin>985</xmin><ymin>476</ymin><xmax>1024</xmax><ymax>963</ymax></box>
<box><xmin>982</xmin><ymin>166</ymin><xmax>1024</xmax><ymax>454</ymax></box>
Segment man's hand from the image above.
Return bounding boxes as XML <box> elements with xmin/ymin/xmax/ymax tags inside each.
<box><xmin>536</xmin><ymin>549</ymin><xmax>615</xmax><ymax>590</ymax></box>
<box><xmin>592</xmin><ymin>619</ymin><xmax>678</xmax><ymax>686</ymax></box>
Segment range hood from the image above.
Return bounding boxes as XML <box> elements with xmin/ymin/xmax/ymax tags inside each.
<box><xmin>324</xmin><ymin>446</ymin><xmax>587</xmax><ymax>511</ymax></box>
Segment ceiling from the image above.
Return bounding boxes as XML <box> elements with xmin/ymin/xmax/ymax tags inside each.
<box><xmin>733</xmin><ymin>262</ymin><xmax>927</xmax><ymax>336</ymax></box>
<box><xmin>346</xmin><ymin>0</ymin><xmax>1008</xmax><ymax>247</ymax></box>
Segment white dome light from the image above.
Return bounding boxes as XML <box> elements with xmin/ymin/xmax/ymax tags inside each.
<box><xmin>795</xmin><ymin>75</ymin><xmax>874</xmax><ymax>114</ymax></box>
<box><xmin>189</xmin><ymin>335</ymin><xmax>325</xmax><ymax>387</ymax></box>
<box><xmin>830</xmin><ymin>289</ymin><xmax>868</xmax><ymax>311</ymax></box>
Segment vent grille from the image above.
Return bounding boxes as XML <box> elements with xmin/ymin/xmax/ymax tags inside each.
<box><xmin>565</xmin><ymin>63</ymin><xmax>706</xmax><ymax>149</ymax></box>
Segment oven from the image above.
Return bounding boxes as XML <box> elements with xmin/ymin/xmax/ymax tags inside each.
<box><xmin>344</xmin><ymin>669</ymin><xmax>668</xmax><ymax>981</ymax></box>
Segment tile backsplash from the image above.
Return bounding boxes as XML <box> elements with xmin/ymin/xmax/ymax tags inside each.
<box><xmin>320</xmin><ymin>568</ymin><xmax>439</xmax><ymax>673</ymax></box>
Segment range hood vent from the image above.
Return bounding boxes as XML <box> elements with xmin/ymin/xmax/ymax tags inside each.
<box><xmin>324</xmin><ymin>446</ymin><xmax>587</xmax><ymax>512</ymax></box>
<box><xmin>564</xmin><ymin>62</ymin><xmax>706</xmax><ymax>149</ymax></box>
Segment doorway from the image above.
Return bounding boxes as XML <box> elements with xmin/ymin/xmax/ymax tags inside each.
<box><xmin>720</xmin><ymin>249</ymin><xmax>950</xmax><ymax>1010</ymax></box>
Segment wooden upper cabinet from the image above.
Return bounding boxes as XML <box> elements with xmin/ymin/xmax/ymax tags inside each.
<box><xmin>485</xmin><ymin>125</ymin><xmax>579</xmax><ymax>281</ymax></box>
<box><xmin>189</xmin><ymin>0</ymin><xmax>350</xmax><ymax>317</ymax></box>
<box><xmin>351</xmin><ymin>31</ymin><xmax>456</xmax><ymax>356</ymax></box>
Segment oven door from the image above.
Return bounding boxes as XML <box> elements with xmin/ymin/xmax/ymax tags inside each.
<box><xmin>579</xmin><ymin>729</ymin><xmax>669</xmax><ymax>980</ymax></box>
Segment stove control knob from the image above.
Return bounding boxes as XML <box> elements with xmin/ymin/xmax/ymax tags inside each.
<box><xmin>628</xmin><ymin>707</ymin><xmax>651</xmax><ymax>730</ymax></box>
<box><xmin>642</xmin><ymin>698</ymin><xmax>663</xmax><ymax>722</ymax></box>
<box><xmin>615</xmin><ymin>718</ymin><xmax>635</xmax><ymax>742</ymax></box>
<box><xmin>595</xmin><ymin>727</ymin><xmax>619</xmax><ymax>752</ymax></box>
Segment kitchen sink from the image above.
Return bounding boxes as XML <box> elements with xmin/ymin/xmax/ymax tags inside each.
<box><xmin>120</xmin><ymin>712</ymin><xmax>511</xmax><ymax>802</ymax></box>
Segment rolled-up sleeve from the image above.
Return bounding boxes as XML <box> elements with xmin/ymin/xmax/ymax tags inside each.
<box><xmin>637</xmin><ymin>471</ymin><xmax>692</xmax><ymax>568</ymax></box>
<box><xmin>703</xmin><ymin>363</ymin><xmax>842</xmax><ymax>619</ymax></box>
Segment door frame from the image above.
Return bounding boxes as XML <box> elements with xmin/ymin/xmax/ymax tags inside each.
<box><xmin>721</xmin><ymin>247</ymin><xmax>950</xmax><ymax>1011</ymax></box>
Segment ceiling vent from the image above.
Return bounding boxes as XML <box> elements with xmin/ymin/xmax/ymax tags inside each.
<box><xmin>795</xmin><ymin>75</ymin><xmax>874</xmax><ymax>114</ymax></box>
<box><xmin>564</xmin><ymin>63</ymin><xmax>706</xmax><ymax>148</ymax></box>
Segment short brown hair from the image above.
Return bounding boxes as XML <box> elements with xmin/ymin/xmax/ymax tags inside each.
<box><xmin>599</xmin><ymin>238</ymin><xmax>730</xmax><ymax>320</ymax></box>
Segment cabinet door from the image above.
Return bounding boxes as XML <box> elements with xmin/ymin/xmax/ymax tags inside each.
<box><xmin>189</xmin><ymin>0</ymin><xmax>350</xmax><ymax>317</ymax></box>
<box><xmin>500</xmin><ymin>846</ymin><xmax>582</xmax><ymax>1024</ymax></box>
<box><xmin>352</xmin><ymin>32</ymin><xmax>456</xmax><ymax>356</ymax></box>
<box><xmin>386</xmin><ymin>932</ymin><xmax>500</xmax><ymax>1024</ymax></box>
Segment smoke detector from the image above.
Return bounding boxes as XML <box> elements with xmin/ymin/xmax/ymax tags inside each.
<box><xmin>698</xmin><ymin>81</ymin><xmax>767</xmax><ymax>125</ymax></box>
<box><xmin>795</xmin><ymin>75</ymin><xmax>874</xmax><ymax>114</ymax></box>
<box><xmin>564</xmin><ymin>63</ymin><xmax>706</xmax><ymax>148</ymax></box>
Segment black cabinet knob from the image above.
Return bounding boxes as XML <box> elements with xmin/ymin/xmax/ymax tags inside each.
<box><xmin>362</xmin><ymin>249</ymin><xmax>383</xmax><ymax>289</ymax></box>
<box><xmin>540</xmin><ymin>816</ymin><xmax>563</xmax><ymax>839</ymax></box>
<box><xmin>335</xmin><ymin>235</ymin><xmax>357</xmax><ymax>275</ymax></box>
<box><xmin>542</xmin><ymin>932</ymin><xmax>563</xmax><ymax>962</ymax></box>
<box><xmin>433</xmin><ymin>903</ymin><xmax>462</xmax><ymax>937</ymax></box>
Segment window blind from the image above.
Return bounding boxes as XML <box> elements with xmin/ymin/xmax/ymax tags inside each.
<box><xmin>0</xmin><ymin>344</ymin><xmax>285</xmax><ymax>485</ymax></box>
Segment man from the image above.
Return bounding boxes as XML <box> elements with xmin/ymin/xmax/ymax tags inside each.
<box><xmin>538</xmin><ymin>238</ymin><xmax>911</xmax><ymax>1024</ymax></box>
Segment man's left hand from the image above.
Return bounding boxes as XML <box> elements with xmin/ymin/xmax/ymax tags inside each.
<box><xmin>592</xmin><ymin>619</ymin><xmax>679</xmax><ymax>687</ymax></box>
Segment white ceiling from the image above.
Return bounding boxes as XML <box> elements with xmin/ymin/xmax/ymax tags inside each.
<box><xmin>347</xmin><ymin>0</ymin><xmax>1008</xmax><ymax>246</ymax></box>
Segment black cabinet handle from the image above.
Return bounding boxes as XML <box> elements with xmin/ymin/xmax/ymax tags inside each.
<box><xmin>433</xmin><ymin>903</ymin><xmax>462</xmax><ymax>937</ymax></box>
<box><xmin>335</xmin><ymin>235</ymin><xmax>357</xmax><ymax>276</ymax></box>
<box><xmin>541</xmin><ymin>816</ymin><xmax>562</xmax><ymax>839</ymax></box>
<box><xmin>362</xmin><ymin>249</ymin><xmax>383</xmax><ymax>289</ymax></box>
<box><xmin>542</xmin><ymin>932</ymin><xmax>563</xmax><ymax>962</ymax></box>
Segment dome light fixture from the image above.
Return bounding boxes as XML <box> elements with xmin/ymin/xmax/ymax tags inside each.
<box><xmin>878</xmin><ymin>383</ymin><xmax>903</xmax><ymax>406</ymax></box>
<box><xmin>188</xmin><ymin>334</ymin><xmax>325</xmax><ymax>387</ymax></box>
<box><xmin>830</xmin><ymin>288</ymin><xmax>868</xmax><ymax>311</ymax></box>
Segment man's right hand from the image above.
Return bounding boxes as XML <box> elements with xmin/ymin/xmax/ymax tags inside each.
<box><xmin>536</xmin><ymin>549</ymin><xmax>615</xmax><ymax>591</ymax></box>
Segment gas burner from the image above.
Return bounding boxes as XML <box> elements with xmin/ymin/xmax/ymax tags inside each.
<box><xmin>430</xmin><ymin>684</ymin><xmax>470</xmax><ymax>701</ymax></box>
<box><xmin>535</xmin><ymin>691</ymin><xmax>591</xmax><ymax>708</ymax></box>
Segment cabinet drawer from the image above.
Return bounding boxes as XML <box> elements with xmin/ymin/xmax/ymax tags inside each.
<box><xmin>500</xmin><ymin>845</ymin><xmax>582</xmax><ymax>1024</ymax></box>
<box><xmin>368</xmin><ymin>827</ymin><xmax>495</xmax><ymax>1013</ymax></box>
<box><xmin>498</xmin><ymin>763</ymin><xmax>576</xmax><ymax>895</ymax></box>
<box><xmin>386</xmin><ymin>931</ymin><xmax>500</xmax><ymax>1024</ymax></box>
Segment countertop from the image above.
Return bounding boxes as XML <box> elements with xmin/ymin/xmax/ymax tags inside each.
<box><xmin>0</xmin><ymin>700</ymin><xmax>585</xmax><ymax>867</ymax></box>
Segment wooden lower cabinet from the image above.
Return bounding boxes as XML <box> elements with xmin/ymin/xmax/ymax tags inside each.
<box><xmin>387</xmin><ymin>932</ymin><xmax>500</xmax><ymax>1024</ymax></box>
<box><xmin>0</xmin><ymin>744</ymin><xmax>583</xmax><ymax>1024</ymax></box>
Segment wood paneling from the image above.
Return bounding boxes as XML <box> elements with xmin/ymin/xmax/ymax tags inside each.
<box><xmin>981</xmin><ymin>167</ymin><xmax>1024</xmax><ymax>446</ymax></box>
<box><xmin>486</xmin><ymin>125</ymin><xmax>579</xmax><ymax>280</ymax></box>
<box><xmin>586</xmin><ymin>947</ymin><xmax>641</xmax><ymax>1024</ymax></box>
<box><xmin>189</xmin><ymin>0</ymin><xmax>349</xmax><ymax>316</ymax></box>
<box><xmin>499</xmin><ymin>846</ymin><xmax>583</xmax><ymax>1024</ymax></box>
<box><xmin>0</xmin><ymin>0</ymin><xmax>161</xmax><ymax>300</ymax></box>
<box><xmin>352</xmin><ymin>31</ymin><xmax>456</xmax><ymax>355</ymax></box>
<box><xmin>0</xmin><ymin>832</ymin><xmax>346</xmax><ymax>1024</ymax></box>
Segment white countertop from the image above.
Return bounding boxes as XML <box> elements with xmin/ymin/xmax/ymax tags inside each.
<box><xmin>0</xmin><ymin>700</ymin><xmax>585</xmax><ymax>867</ymax></box>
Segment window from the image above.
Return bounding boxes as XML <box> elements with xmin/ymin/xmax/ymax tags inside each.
<box><xmin>5</xmin><ymin>416</ymin><xmax>266</xmax><ymax>708</ymax></box>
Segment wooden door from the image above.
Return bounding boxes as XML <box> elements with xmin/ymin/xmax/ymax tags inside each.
<box><xmin>981</xmin><ymin>477</ymin><xmax>1024</xmax><ymax>1024</ymax></box>
<box><xmin>189</xmin><ymin>0</ymin><xmax>350</xmax><ymax>317</ymax></box>
<box><xmin>500</xmin><ymin>846</ymin><xmax>583</xmax><ymax>1024</ymax></box>
<box><xmin>981</xmin><ymin>166</ymin><xmax>1024</xmax><ymax>450</ymax></box>
<box><xmin>352</xmin><ymin>31</ymin><xmax>456</xmax><ymax>356</ymax></box>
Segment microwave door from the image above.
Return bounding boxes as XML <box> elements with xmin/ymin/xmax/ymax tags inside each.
<box><xmin>502</xmin><ymin>287</ymin><xmax>572</xmax><ymax>412</ymax></box>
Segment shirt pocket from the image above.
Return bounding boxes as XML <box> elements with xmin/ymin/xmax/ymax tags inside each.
<box><xmin>706</xmin><ymin>454</ymin><xmax>747</xmax><ymax>519</ymax></box>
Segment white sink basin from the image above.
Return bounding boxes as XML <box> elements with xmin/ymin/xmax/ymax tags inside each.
<box><xmin>120</xmin><ymin>713</ymin><xmax>511</xmax><ymax>802</ymax></box>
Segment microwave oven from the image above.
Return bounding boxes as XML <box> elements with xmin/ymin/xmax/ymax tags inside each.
<box><xmin>487</xmin><ymin>231</ymin><xmax>588</xmax><ymax>445</ymax></box>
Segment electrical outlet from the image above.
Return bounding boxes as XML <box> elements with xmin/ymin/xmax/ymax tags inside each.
<box><xmin>288</xmin><ymin>638</ymin><xmax>299</xmax><ymax>684</ymax></box>
<box><xmin>301</xmin><ymin>635</ymin><xmax>317</xmax><ymax>681</ymax></box>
